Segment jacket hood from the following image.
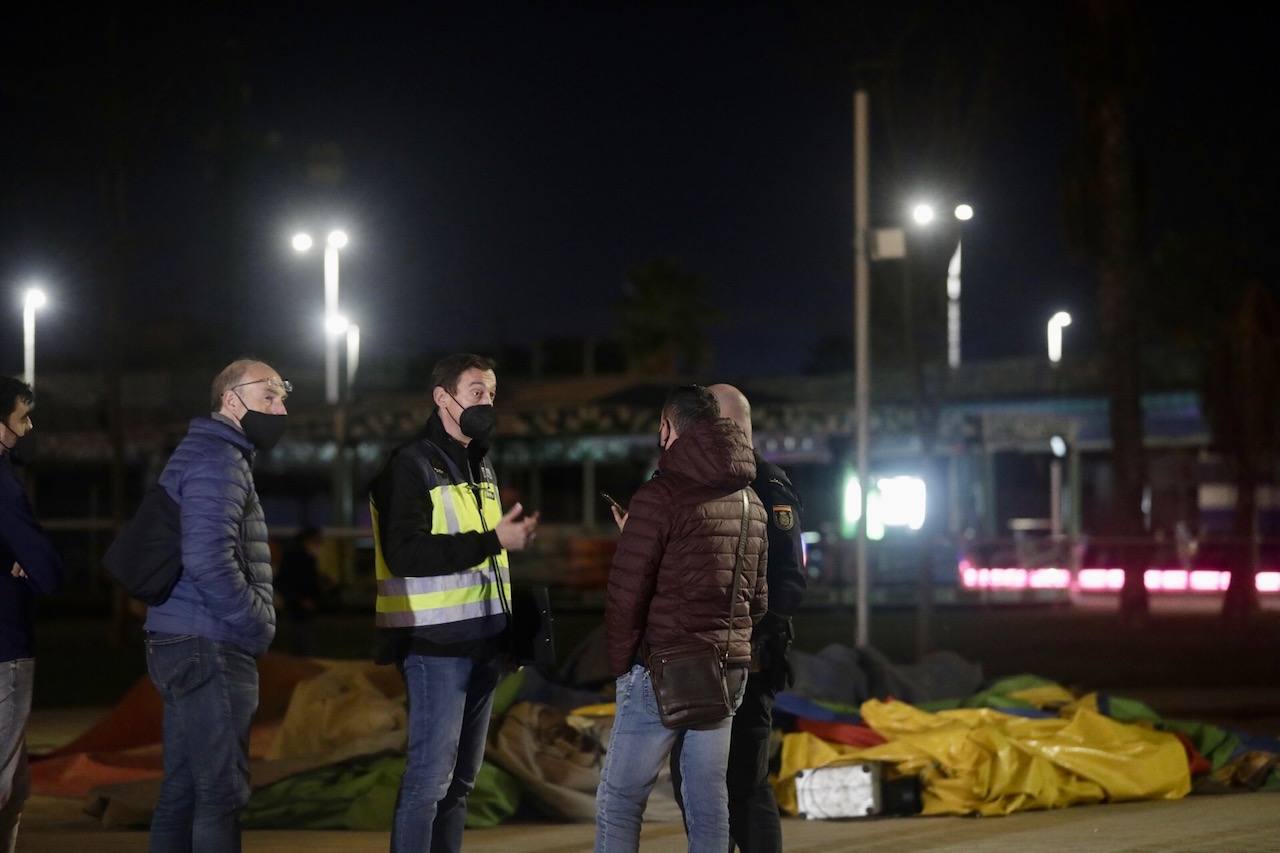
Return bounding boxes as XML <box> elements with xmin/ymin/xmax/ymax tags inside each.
<box><xmin>660</xmin><ymin>418</ymin><xmax>756</xmax><ymax>490</ymax></box>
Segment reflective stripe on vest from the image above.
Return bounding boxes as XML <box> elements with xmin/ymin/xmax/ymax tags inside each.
<box><xmin>372</xmin><ymin>476</ymin><xmax>510</xmax><ymax>629</ymax></box>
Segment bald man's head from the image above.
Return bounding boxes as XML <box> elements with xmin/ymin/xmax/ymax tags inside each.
<box><xmin>708</xmin><ymin>383</ymin><xmax>752</xmax><ymax>446</ymax></box>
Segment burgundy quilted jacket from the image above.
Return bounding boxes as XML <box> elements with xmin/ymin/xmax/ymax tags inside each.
<box><xmin>605</xmin><ymin>417</ymin><xmax>769</xmax><ymax>676</ymax></box>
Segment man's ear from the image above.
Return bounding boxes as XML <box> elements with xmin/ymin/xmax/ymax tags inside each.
<box><xmin>432</xmin><ymin>386</ymin><xmax>450</xmax><ymax>410</ymax></box>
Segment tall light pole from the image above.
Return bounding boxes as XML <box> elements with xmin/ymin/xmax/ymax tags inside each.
<box><xmin>346</xmin><ymin>323</ymin><xmax>361</xmax><ymax>392</ymax></box>
<box><xmin>293</xmin><ymin>229</ymin><xmax>354</xmax><ymax>532</ymax></box>
<box><xmin>23</xmin><ymin>287</ymin><xmax>48</xmax><ymax>388</ymax></box>
<box><xmin>949</xmin><ymin>204</ymin><xmax>972</xmax><ymax>370</ymax></box>
<box><xmin>910</xmin><ymin>201</ymin><xmax>973</xmax><ymax>369</ymax></box>
<box><xmin>293</xmin><ymin>228</ymin><xmax>349</xmax><ymax>404</ymax></box>
<box><xmin>854</xmin><ymin>90</ymin><xmax>871</xmax><ymax>649</ymax></box>
<box><xmin>1047</xmin><ymin>311</ymin><xmax>1072</xmax><ymax>364</ymax></box>
<box><xmin>1050</xmin><ymin>435</ymin><xmax>1067</xmax><ymax>536</ymax></box>
<box><xmin>324</xmin><ymin>230</ymin><xmax>348</xmax><ymax>404</ymax></box>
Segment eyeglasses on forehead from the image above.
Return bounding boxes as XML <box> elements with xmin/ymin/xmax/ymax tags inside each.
<box><xmin>233</xmin><ymin>378</ymin><xmax>293</xmax><ymax>394</ymax></box>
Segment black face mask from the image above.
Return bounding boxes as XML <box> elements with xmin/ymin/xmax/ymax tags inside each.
<box><xmin>234</xmin><ymin>393</ymin><xmax>288</xmax><ymax>451</ymax></box>
<box><xmin>447</xmin><ymin>393</ymin><xmax>496</xmax><ymax>443</ymax></box>
<box><xmin>9</xmin><ymin>430</ymin><xmax>37</xmax><ymax>466</ymax></box>
<box><xmin>0</xmin><ymin>417</ymin><xmax>34</xmax><ymax>464</ymax></box>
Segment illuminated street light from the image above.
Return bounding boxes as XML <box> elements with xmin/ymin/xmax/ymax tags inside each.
<box><xmin>1047</xmin><ymin>311</ymin><xmax>1072</xmax><ymax>364</ymax></box>
<box><xmin>911</xmin><ymin>203</ymin><xmax>936</xmax><ymax>226</ymax></box>
<box><xmin>23</xmin><ymin>286</ymin><xmax>48</xmax><ymax>387</ymax></box>
<box><xmin>346</xmin><ymin>323</ymin><xmax>361</xmax><ymax>391</ymax></box>
<box><xmin>954</xmin><ymin>203</ymin><xmax>974</xmax><ymax>221</ymax></box>
<box><xmin>325</xmin><ymin>312</ymin><xmax>350</xmax><ymax>338</ymax></box>
<box><xmin>290</xmin><ymin>227</ymin><xmax>350</xmax><ymax>404</ymax></box>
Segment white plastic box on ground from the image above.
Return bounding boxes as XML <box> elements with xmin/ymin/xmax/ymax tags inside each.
<box><xmin>794</xmin><ymin>762</ymin><xmax>924</xmax><ymax>820</ymax></box>
<box><xmin>795</xmin><ymin>763</ymin><xmax>882</xmax><ymax>819</ymax></box>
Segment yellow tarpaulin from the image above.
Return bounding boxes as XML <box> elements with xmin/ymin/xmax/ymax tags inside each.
<box><xmin>775</xmin><ymin>699</ymin><xmax>1190</xmax><ymax>817</ymax></box>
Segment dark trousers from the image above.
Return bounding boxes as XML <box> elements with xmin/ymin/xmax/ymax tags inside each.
<box><xmin>146</xmin><ymin>633</ymin><xmax>259</xmax><ymax>853</ymax></box>
<box><xmin>671</xmin><ymin>671</ymin><xmax>781</xmax><ymax>853</ymax></box>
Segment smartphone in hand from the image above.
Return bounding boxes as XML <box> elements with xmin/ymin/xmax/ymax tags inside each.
<box><xmin>600</xmin><ymin>492</ymin><xmax>626</xmax><ymax>514</ymax></box>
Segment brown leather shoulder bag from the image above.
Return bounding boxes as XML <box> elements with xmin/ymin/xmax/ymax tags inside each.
<box><xmin>646</xmin><ymin>490</ymin><xmax>750</xmax><ymax>730</ymax></box>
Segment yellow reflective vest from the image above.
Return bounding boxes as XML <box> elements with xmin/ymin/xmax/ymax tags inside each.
<box><xmin>370</xmin><ymin>439</ymin><xmax>511</xmax><ymax>638</ymax></box>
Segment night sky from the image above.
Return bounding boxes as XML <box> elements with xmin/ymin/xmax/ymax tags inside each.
<box><xmin>1</xmin><ymin>3</ymin><xmax>1273</xmax><ymax>392</ymax></box>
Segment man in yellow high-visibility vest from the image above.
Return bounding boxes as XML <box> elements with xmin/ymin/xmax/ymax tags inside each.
<box><xmin>369</xmin><ymin>353</ymin><xmax>538</xmax><ymax>853</ymax></box>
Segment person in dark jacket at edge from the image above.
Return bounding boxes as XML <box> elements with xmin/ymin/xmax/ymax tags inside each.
<box><xmin>595</xmin><ymin>385</ymin><xmax>769</xmax><ymax>853</ymax></box>
<box><xmin>368</xmin><ymin>353</ymin><xmax>539</xmax><ymax>853</ymax></box>
<box><xmin>143</xmin><ymin>359</ymin><xmax>286</xmax><ymax>853</ymax></box>
<box><xmin>0</xmin><ymin>377</ymin><xmax>63</xmax><ymax>853</ymax></box>
<box><xmin>670</xmin><ymin>384</ymin><xmax>805</xmax><ymax>852</ymax></box>
<box><xmin>276</xmin><ymin>526</ymin><xmax>327</xmax><ymax>655</ymax></box>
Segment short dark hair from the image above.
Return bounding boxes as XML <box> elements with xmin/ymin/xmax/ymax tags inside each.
<box><xmin>662</xmin><ymin>384</ymin><xmax>719</xmax><ymax>433</ymax></box>
<box><xmin>0</xmin><ymin>377</ymin><xmax>34</xmax><ymax>423</ymax></box>
<box><xmin>431</xmin><ymin>353</ymin><xmax>496</xmax><ymax>397</ymax></box>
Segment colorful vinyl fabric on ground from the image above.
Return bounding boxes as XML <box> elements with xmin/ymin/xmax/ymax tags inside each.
<box><xmin>775</xmin><ymin>699</ymin><xmax>1191</xmax><ymax>817</ymax></box>
<box><xmin>242</xmin><ymin>752</ymin><xmax>522</xmax><ymax>830</ymax></box>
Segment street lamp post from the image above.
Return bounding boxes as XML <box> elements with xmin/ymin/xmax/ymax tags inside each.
<box><xmin>293</xmin><ymin>229</ymin><xmax>349</xmax><ymax>404</ymax></box>
<box><xmin>853</xmin><ymin>90</ymin><xmax>871</xmax><ymax>649</ymax></box>
<box><xmin>23</xmin><ymin>287</ymin><xmax>48</xmax><ymax>388</ymax></box>
<box><xmin>292</xmin><ymin>229</ymin><xmax>354</xmax><ymax>532</ymax></box>
<box><xmin>324</xmin><ymin>230</ymin><xmax>348</xmax><ymax>404</ymax></box>
<box><xmin>1050</xmin><ymin>435</ymin><xmax>1067</xmax><ymax>536</ymax></box>
<box><xmin>346</xmin><ymin>324</ymin><xmax>361</xmax><ymax>392</ymax></box>
<box><xmin>909</xmin><ymin>201</ymin><xmax>973</xmax><ymax>370</ymax></box>
<box><xmin>1047</xmin><ymin>311</ymin><xmax>1072</xmax><ymax>364</ymax></box>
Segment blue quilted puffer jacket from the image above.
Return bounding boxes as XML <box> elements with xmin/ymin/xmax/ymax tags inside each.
<box><xmin>143</xmin><ymin>416</ymin><xmax>276</xmax><ymax>655</ymax></box>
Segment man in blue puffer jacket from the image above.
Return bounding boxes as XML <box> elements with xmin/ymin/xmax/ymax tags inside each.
<box><xmin>144</xmin><ymin>359</ymin><xmax>288</xmax><ymax>853</ymax></box>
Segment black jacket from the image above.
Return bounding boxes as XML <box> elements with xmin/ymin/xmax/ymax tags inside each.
<box><xmin>368</xmin><ymin>413</ymin><xmax>506</xmax><ymax>662</ymax></box>
<box><xmin>752</xmin><ymin>452</ymin><xmax>806</xmax><ymax>619</ymax></box>
<box><xmin>0</xmin><ymin>456</ymin><xmax>63</xmax><ymax>662</ymax></box>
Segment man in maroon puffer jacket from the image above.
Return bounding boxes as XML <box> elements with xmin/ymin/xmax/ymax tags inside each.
<box><xmin>594</xmin><ymin>384</ymin><xmax>768</xmax><ymax>853</ymax></box>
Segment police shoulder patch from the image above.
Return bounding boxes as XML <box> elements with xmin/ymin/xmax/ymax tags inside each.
<box><xmin>772</xmin><ymin>505</ymin><xmax>795</xmax><ymax>531</ymax></box>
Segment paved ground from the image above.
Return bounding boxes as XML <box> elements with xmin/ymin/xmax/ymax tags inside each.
<box><xmin>18</xmin><ymin>790</ymin><xmax>1280</xmax><ymax>852</ymax></box>
<box><xmin>18</xmin><ymin>607</ymin><xmax>1280</xmax><ymax>851</ymax></box>
<box><xmin>18</xmin><ymin>705</ymin><xmax>1280</xmax><ymax>853</ymax></box>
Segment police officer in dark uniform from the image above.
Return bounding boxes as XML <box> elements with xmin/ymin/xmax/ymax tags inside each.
<box><xmin>671</xmin><ymin>384</ymin><xmax>805</xmax><ymax>853</ymax></box>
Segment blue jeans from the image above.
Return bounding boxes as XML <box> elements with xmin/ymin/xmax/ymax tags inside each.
<box><xmin>1</xmin><ymin>659</ymin><xmax>34</xmax><ymax>853</ymax></box>
<box><xmin>595</xmin><ymin>664</ymin><xmax>747</xmax><ymax>853</ymax></box>
<box><xmin>145</xmin><ymin>633</ymin><xmax>258</xmax><ymax>853</ymax></box>
<box><xmin>392</xmin><ymin>654</ymin><xmax>503</xmax><ymax>853</ymax></box>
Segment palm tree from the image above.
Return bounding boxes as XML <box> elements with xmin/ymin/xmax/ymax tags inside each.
<box><xmin>1203</xmin><ymin>281</ymin><xmax>1280</xmax><ymax>623</ymax></box>
<box><xmin>617</xmin><ymin>258</ymin><xmax>716</xmax><ymax>375</ymax></box>
<box><xmin>1063</xmin><ymin>0</ymin><xmax>1150</xmax><ymax>619</ymax></box>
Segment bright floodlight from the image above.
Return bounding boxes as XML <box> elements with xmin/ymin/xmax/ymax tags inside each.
<box><xmin>24</xmin><ymin>288</ymin><xmax>48</xmax><ymax>311</ymax></box>
<box><xmin>325</xmin><ymin>313</ymin><xmax>350</xmax><ymax>337</ymax></box>
<box><xmin>877</xmin><ymin>475</ymin><xmax>927</xmax><ymax>531</ymax></box>
<box><xmin>291</xmin><ymin>232</ymin><xmax>313</xmax><ymax>253</ymax></box>
<box><xmin>1050</xmin><ymin>435</ymin><xmax>1068</xmax><ymax>459</ymax></box>
<box><xmin>954</xmin><ymin>203</ymin><xmax>974</xmax><ymax>221</ymax></box>
<box><xmin>327</xmin><ymin>229</ymin><xmax>349</xmax><ymax>249</ymax></box>
<box><xmin>911</xmin><ymin>203</ymin><xmax>936</xmax><ymax>226</ymax></box>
